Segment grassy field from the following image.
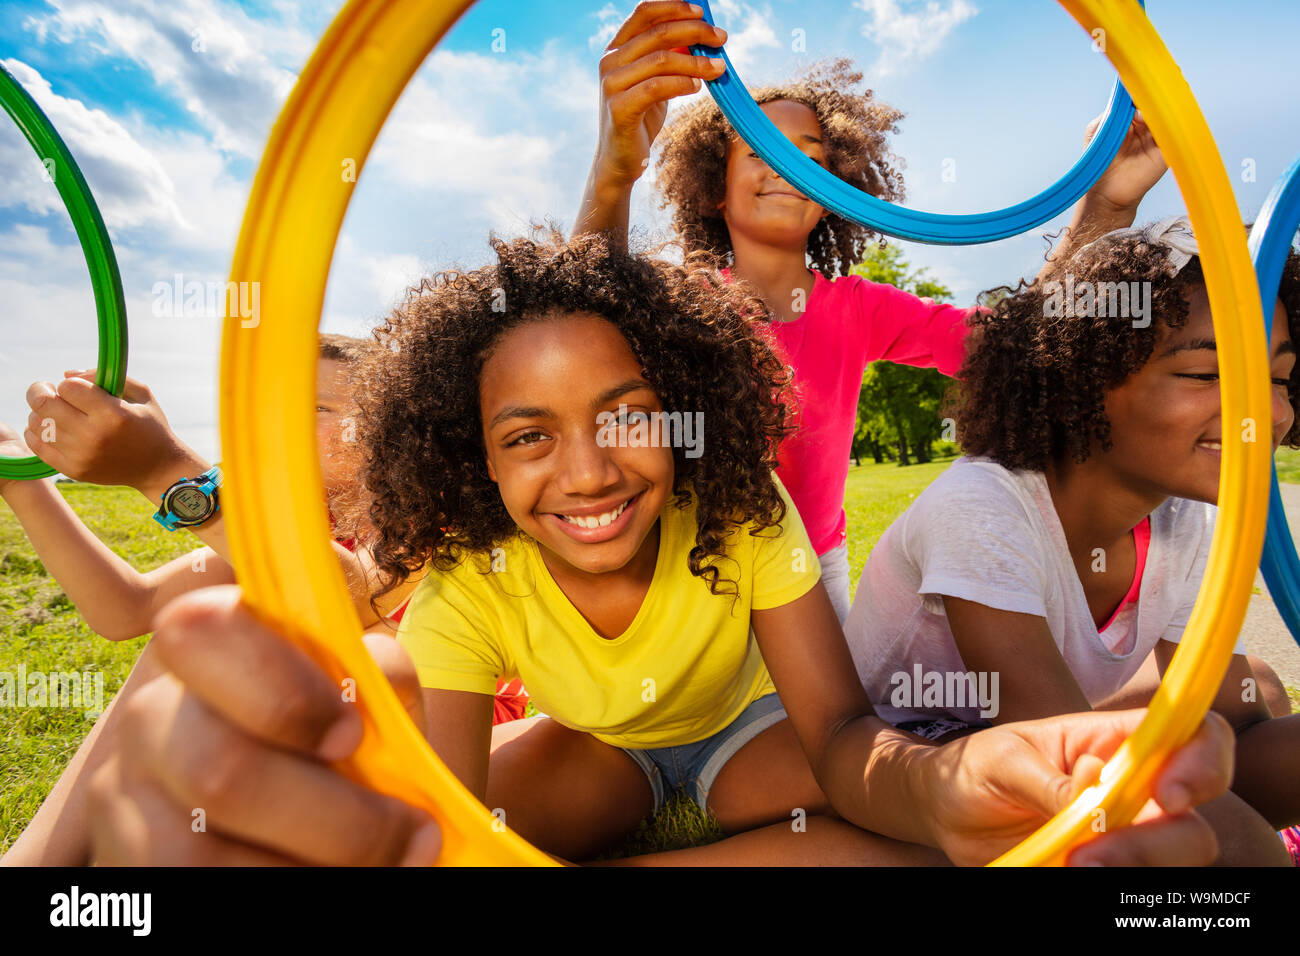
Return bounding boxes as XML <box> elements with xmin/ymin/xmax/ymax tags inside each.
<box><xmin>0</xmin><ymin>450</ymin><xmax>1293</xmax><ymax>858</ymax></box>
<box><xmin>843</xmin><ymin>454</ymin><xmax>960</xmax><ymax>589</ymax></box>
<box><xmin>0</xmin><ymin>485</ymin><xmax>200</xmax><ymax>854</ymax></box>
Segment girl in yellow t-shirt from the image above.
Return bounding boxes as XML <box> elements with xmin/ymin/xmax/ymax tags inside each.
<box><xmin>333</xmin><ymin>229</ymin><xmax>1220</xmax><ymax>865</ymax></box>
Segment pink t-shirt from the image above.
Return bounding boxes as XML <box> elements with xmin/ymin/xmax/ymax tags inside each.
<box><xmin>729</xmin><ymin>268</ymin><xmax>973</xmax><ymax>554</ymax></box>
<box><xmin>1098</xmin><ymin>516</ymin><xmax>1151</xmax><ymax>646</ymax></box>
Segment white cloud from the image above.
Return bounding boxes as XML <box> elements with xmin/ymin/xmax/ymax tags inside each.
<box><xmin>23</xmin><ymin>0</ymin><xmax>302</xmax><ymax>157</ymax></box>
<box><xmin>0</xmin><ymin>224</ymin><xmax>118</xmax><ymax>437</ymax></box>
<box><xmin>354</xmin><ymin>243</ymin><xmax>426</xmax><ymax>316</ymax></box>
<box><xmin>856</xmin><ymin>0</ymin><xmax>977</xmax><ymax>77</ymax></box>
<box><xmin>132</xmin><ymin>128</ymin><xmax>248</xmax><ymax>254</ymax></box>
<box><xmin>415</xmin><ymin>43</ymin><xmax>599</xmax><ymax>132</ymax></box>
<box><xmin>581</xmin><ymin>1</ymin><xmax>780</xmax><ymax>78</ymax></box>
<box><xmin>364</xmin><ymin>45</ymin><xmax>598</xmax><ymax>233</ymax></box>
<box><xmin>0</xmin><ymin>59</ymin><xmax>188</xmax><ymax>233</ymax></box>
<box><xmin>710</xmin><ymin>0</ymin><xmax>780</xmax><ymax>78</ymax></box>
<box><xmin>588</xmin><ymin>3</ymin><xmax>622</xmax><ymax>53</ymax></box>
<box><xmin>377</xmin><ymin>132</ymin><xmax>557</xmax><ymax>226</ymax></box>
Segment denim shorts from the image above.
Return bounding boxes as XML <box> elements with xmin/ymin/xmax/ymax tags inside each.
<box><xmin>619</xmin><ymin>692</ymin><xmax>787</xmax><ymax>814</ymax></box>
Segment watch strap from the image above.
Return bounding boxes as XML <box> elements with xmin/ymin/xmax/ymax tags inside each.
<box><xmin>153</xmin><ymin>464</ymin><xmax>223</xmax><ymax>531</ymax></box>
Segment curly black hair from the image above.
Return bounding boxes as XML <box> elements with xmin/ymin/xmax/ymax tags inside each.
<box><xmin>654</xmin><ymin>58</ymin><xmax>904</xmax><ymax>277</ymax></box>
<box><xmin>349</xmin><ymin>229</ymin><xmax>794</xmax><ymax>601</ymax></box>
<box><xmin>954</xmin><ymin>229</ymin><xmax>1300</xmax><ymax>470</ymax></box>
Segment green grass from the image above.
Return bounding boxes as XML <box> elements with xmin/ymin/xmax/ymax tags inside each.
<box><xmin>600</xmin><ymin>792</ymin><xmax>725</xmax><ymax>859</ymax></box>
<box><xmin>0</xmin><ymin>485</ymin><xmax>199</xmax><ymax>854</ymax></box>
<box><xmin>1276</xmin><ymin>446</ymin><xmax>1300</xmax><ymax>484</ymax></box>
<box><xmin>844</xmin><ymin>453</ymin><xmax>959</xmax><ymax>594</ymax></box>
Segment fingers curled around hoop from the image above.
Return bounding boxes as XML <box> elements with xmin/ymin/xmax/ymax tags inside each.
<box><xmin>88</xmin><ymin>751</ymin><xmax>297</xmax><ymax>866</ymax></box>
<box><xmin>25</xmin><ymin>380</ymin><xmax>69</xmax><ymax>417</ymax></box>
<box><xmin>607</xmin><ymin>1</ymin><xmax>708</xmax><ymax>52</ymax></box>
<box><xmin>112</xmin><ymin>659</ymin><xmax>440</xmax><ymax>867</ymax></box>
<box><xmin>55</xmin><ymin>374</ymin><xmax>116</xmax><ymax>415</ymax></box>
<box><xmin>150</xmin><ymin>586</ymin><xmax>365</xmax><ymax>759</ymax></box>
<box><xmin>22</xmin><ymin>420</ymin><xmax>68</xmax><ymax>473</ymax></box>
<box><xmin>608</xmin><ymin>75</ymin><xmax>706</xmax><ymax>123</ymax></box>
<box><xmin>1066</xmin><ymin>808</ymin><xmax>1218</xmax><ymax>867</ymax></box>
<box><xmin>119</xmin><ymin>376</ymin><xmax>155</xmax><ymax>405</ymax></box>
<box><xmin>1149</xmin><ymin>710</ymin><xmax>1235</xmax><ymax>816</ymax></box>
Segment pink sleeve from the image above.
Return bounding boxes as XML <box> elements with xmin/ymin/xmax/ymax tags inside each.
<box><xmin>851</xmin><ymin>278</ymin><xmax>975</xmax><ymax>378</ymax></box>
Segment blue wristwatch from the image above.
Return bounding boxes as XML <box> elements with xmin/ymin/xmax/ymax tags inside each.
<box><xmin>154</xmin><ymin>465</ymin><xmax>223</xmax><ymax>531</ymax></box>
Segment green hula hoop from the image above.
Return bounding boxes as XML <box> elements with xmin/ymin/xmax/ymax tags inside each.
<box><xmin>0</xmin><ymin>62</ymin><xmax>128</xmax><ymax>480</ymax></box>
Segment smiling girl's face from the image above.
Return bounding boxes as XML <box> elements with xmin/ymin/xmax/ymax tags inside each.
<box><xmin>717</xmin><ymin>99</ymin><xmax>830</xmax><ymax>251</ymax></box>
<box><xmin>478</xmin><ymin>311</ymin><xmax>674</xmax><ymax>578</ymax></box>
<box><xmin>1100</xmin><ymin>289</ymin><xmax>1296</xmax><ymax>505</ymax></box>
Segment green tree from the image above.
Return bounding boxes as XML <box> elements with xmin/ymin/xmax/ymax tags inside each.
<box><xmin>853</xmin><ymin>398</ymin><xmax>893</xmax><ymax>465</ymax></box>
<box><xmin>852</xmin><ymin>243</ymin><xmax>959</xmax><ymax>466</ymax></box>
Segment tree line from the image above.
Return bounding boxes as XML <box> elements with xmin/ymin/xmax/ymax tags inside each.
<box><xmin>852</xmin><ymin>242</ymin><xmax>958</xmax><ymax>467</ymax></box>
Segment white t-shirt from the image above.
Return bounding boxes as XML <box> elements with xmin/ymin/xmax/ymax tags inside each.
<box><xmin>845</xmin><ymin>457</ymin><xmax>1234</xmax><ymax>729</ymax></box>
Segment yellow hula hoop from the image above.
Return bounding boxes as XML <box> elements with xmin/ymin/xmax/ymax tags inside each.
<box><xmin>220</xmin><ymin>0</ymin><xmax>1269</xmax><ymax>867</ymax></box>
<box><xmin>993</xmin><ymin>0</ymin><xmax>1270</xmax><ymax>864</ymax></box>
<box><xmin>220</xmin><ymin>0</ymin><xmax>552</xmax><ymax>867</ymax></box>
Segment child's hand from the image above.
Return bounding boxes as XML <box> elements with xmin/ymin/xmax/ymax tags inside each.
<box><xmin>1082</xmin><ymin>110</ymin><xmax>1167</xmax><ymax>213</ymax></box>
<box><xmin>24</xmin><ymin>371</ymin><xmax>193</xmax><ymax>496</ymax></box>
<box><xmin>1038</xmin><ymin>112</ymin><xmax>1167</xmax><ymax>275</ymax></box>
<box><xmin>0</xmin><ymin>419</ymin><xmax>35</xmax><ymax>495</ymax></box>
<box><xmin>87</xmin><ymin>586</ymin><xmax>442</xmax><ymax>865</ymax></box>
<box><xmin>592</xmin><ymin>1</ymin><xmax>728</xmax><ymax>191</ymax></box>
<box><xmin>919</xmin><ymin>708</ymin><xmax>1232</xmax><ymax>866</ymax></box>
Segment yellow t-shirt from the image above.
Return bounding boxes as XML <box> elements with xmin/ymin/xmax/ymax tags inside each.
<box><xmin>397</xmin><ymin>480</ymin><xmax>821</xmax><ymax>749</ymax></box>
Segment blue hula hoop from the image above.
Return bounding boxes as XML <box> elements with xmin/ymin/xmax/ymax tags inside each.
<box><xmin>1250</xmin><ymin>154</ymin><xmax>1300</xmax><ymax>648</ymax></box>
<box><xmin>690</xmin><ymin>0</ymin><xmax>1142</xmax><ymax>245</ymax></box>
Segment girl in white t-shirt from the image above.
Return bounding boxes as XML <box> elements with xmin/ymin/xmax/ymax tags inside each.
<box><xmin>846</xmin><ymin>217</ymin><xmax>1300</xmax><ymax>864</ymax></box>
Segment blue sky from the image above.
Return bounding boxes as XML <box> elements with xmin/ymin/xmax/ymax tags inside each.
<box><xmin>1</xmin><ymin>0</ymin><xmax>1298</xmax><ymax>461</ymax></box>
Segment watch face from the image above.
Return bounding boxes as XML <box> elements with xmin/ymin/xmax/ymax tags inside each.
<box><xmin>169</xmin><ymin>486</ymin><xmax>211</xmax><ymax>521</ymax></box>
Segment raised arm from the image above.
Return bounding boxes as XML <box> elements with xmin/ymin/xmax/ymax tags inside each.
<box><xmin>0</xmin><ymin>422</ymin><xmax>235</xmax><ymax>640</ymax></box>
<box><xmin>572</xmin><ymin>1</ymin><xmax>727</xmax><ymax>245</ymax></box>
<box><xmin>1035</xmin><ymin>112</ymin><xmax>1167</xmax><ymax>281</ymax></box>
<box><xmin>22</xmin><ymin>372</ymin><xmax>389</xmax><ymax>627</ymax></box>
<box><xmin>23</xmin><ymin>374</ymin><xmax>235</xmax><ymax>559</ymax></box>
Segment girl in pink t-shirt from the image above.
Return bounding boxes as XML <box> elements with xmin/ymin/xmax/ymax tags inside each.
<box><xmin>575</xmin><ymin>5</ymin><xmax>1166</xmax><ymax>622</ymax></box>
